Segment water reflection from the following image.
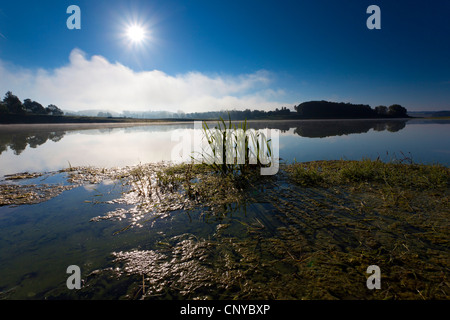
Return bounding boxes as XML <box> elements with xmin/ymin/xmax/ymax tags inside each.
<box><xmin>211</xmin><ymin>119</ymin><xmax>408</xmax><ymax>137</ymax></box>
<box><xmin>0</xmin><ymin>120</ymin><xmax>408</xmax><ymax>155</ymax></box>
<box><xmin>0</xmin><ymin>119</ymin><xmax>448</xmax><ymax>177</ymax></box>
<box><xmin>0</xmin><ymin>119</ymin><xmax>448</xmax><ymax>300</ymax></box>
<box><xmin>0</xmin><ymin>131</ymin><xmax>66</xmax><ymax>155</ymax></box>
<box><xmin>293</xmin><ymin>120</ymin><xmax>406</xmax><ymax>138</ymax></box>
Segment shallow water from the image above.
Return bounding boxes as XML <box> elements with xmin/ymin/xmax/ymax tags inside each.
<box><xmin>0</xmin><ymin>170</ymin><xmax>274</xmax><ymax>299</ymax></box>
<box><xmin>0</xmin><ymin>119</ymin><xmax>449</xmax><ymax>299</ymax></box>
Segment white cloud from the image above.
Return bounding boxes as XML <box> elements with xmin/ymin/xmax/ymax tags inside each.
<box><xmin>0</xmin><ymin>48</ymin><xmax>291</xmax><ymax>113</ymax></box>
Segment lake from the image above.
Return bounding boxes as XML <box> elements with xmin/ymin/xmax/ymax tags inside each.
<box><xmin>0</xmin><ymin>119</ymin><xmax>449</xmax><ymax>300</ymax></box>
<box><xmin>1</xmin><ymin>119</ymin><xmax>449</xmax><ymax>177</ymax></box>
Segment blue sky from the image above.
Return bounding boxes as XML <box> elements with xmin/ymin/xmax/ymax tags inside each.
<box><xmin>0</xmin><ymin>0</ymin><xmax>449</xmax><ymax>112</ymax></box>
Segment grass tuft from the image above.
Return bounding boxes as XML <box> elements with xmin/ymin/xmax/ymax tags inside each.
<box><xmin>286</xmin><ymin>159</ymin><xmax>449</xmax><ymax>190</ymax></box>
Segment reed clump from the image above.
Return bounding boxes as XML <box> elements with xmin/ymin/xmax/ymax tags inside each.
<box><xmin>200</xmin><ymin>116</ymin><xmax>274</xmax><ymax>177</ymax></box>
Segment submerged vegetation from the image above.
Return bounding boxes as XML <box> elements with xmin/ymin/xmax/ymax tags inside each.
<box><xmin>0</xmin><ymin>172</ymin><xmax>74</xmax><ymax>206</ymax></box>
<box><xmin>286</xmin><ymin>158</ymin><xmax>449</xmax><ymax>189</ymax></box>
<box><xmin>0</xmin><ymin>183</ymin><xmax>73</xmax><ymax>206</ymax></box>
<box><xmin>1</xmin><ymin>156</ymin><xmax>449</xmax><ymax>300</ymax></box>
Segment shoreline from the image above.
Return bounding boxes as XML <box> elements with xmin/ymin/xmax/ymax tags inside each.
<box><xmin>0</xmin><ymin>121</ymin><xmax>195</xmax><ymax>132</ymax></box>
<box><xmin>0</xmin><ymin>117</ymin><xmax>418</xmax><ymax>131</ymax></box>
<box><xmin>0</xmin><ymin>159</ymin><xmax>448</xmax><ymax>300</ymax></box>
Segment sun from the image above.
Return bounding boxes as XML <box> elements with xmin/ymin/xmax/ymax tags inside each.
<box><xmin>118</xmin><ymin>14</ymin><xmax>156</xmax><ymax>52</ymax></box>
<box><xmin>126</xmin><ymin>24</ymin><xmax>146</xmax><ymax>43</ymax></box>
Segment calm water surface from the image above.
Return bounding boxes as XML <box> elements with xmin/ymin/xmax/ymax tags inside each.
<box><xmin>0</xmin><ymin>119</ymin><xmax>448</xmax><ymax>299</ymax></box>
<box><xmin>0</xmin><ymin>119</ymin><xmax>449</xmax><ymax>177</ymax></box>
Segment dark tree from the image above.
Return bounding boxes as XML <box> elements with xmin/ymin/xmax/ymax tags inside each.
<box><xmin>374</xmin><ymin>105</ymin><xmax>388</xmax><ymax>116</ymax></box>
<box><xmin>23</xmin><ymin>99</ymin><xmax>47</xmax><ymax>114</ymax></box>
<box><xmin>3</xmin><ymin>91</ymin><xmax>25</xmax><ymax>114</ymax></box>
<box><xmin>0</xmin><ymin>101</ymin><xmax>7</xmax><ymax>114</ymax></box>
<box><xmin>46</xmin><ymin>104</ymin><xmax>64</xmax><ymax>116</ymax></box>
<box><xmin>294</xmin><ymin>101</ymin><xmax>376</xmax><ymax>118</ymax></box>
<box><xmin>388</xmin><ymin>104</ymin><xmax>407</xmax><ymax>117</ymax></box>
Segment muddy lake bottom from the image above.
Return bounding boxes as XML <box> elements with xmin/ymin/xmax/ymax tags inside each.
<box><xmin>0</xmin><ymin>162</ymin><xmax>448</xmax><ymax>300</ymax></box>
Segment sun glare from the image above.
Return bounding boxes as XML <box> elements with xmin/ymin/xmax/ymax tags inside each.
<box><xmin>126</xmin><ymin>24</ymin><xmax>146</xmax><ymax>44</ymax></box>
<box><xmin>119</xmin><ymin>14</ymin><xmax>156</xmax><ymax>52</ymax></box>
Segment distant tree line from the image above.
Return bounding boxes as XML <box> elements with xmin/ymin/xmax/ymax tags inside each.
<box><xmin>293</xmin><ymin>101</ymin><xmax>408</xmax><ymax>119</ymax></box>
<box><xmin>97</xmin><ymin>111</ymin><xmax>113</xmax><ymax>118</ymax></box>
<box><xmin>0</xmin><ymin>91</ymin><xmax>408</xmax><ymax>121</ymax></box>
<box><xmin>122</xmin><ymin>106</ymin><xmax>294</xmax><ymax>120</ymax></box>
<box><xmin>121</xmin><ymin>102</ymin><xmax>408</xmax><ymax>120</ymax></box>
<box><xmin>0</xmin><ymin>91</ymin><xmax>64</xmax><ymax>116</ymax></box>
<box><xmin>181</xmin><ymin>106</ymin><xmax>292</xmax><ymax>120</ymax></box>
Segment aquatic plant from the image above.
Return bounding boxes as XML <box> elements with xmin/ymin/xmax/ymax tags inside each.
<box><xmin>286</xmin><ymin>159</ymin><xmax>449</xmax><ymax>189</ymax></box>
<box><xmin>200</xmin><ymin>116</ymin><xmax>274</xmax><ymax>177</ymax></box>
<box><xmin>6</xmin><ymin>159</ymin><xmax>447</xmax><ymax>300</ymax></box>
